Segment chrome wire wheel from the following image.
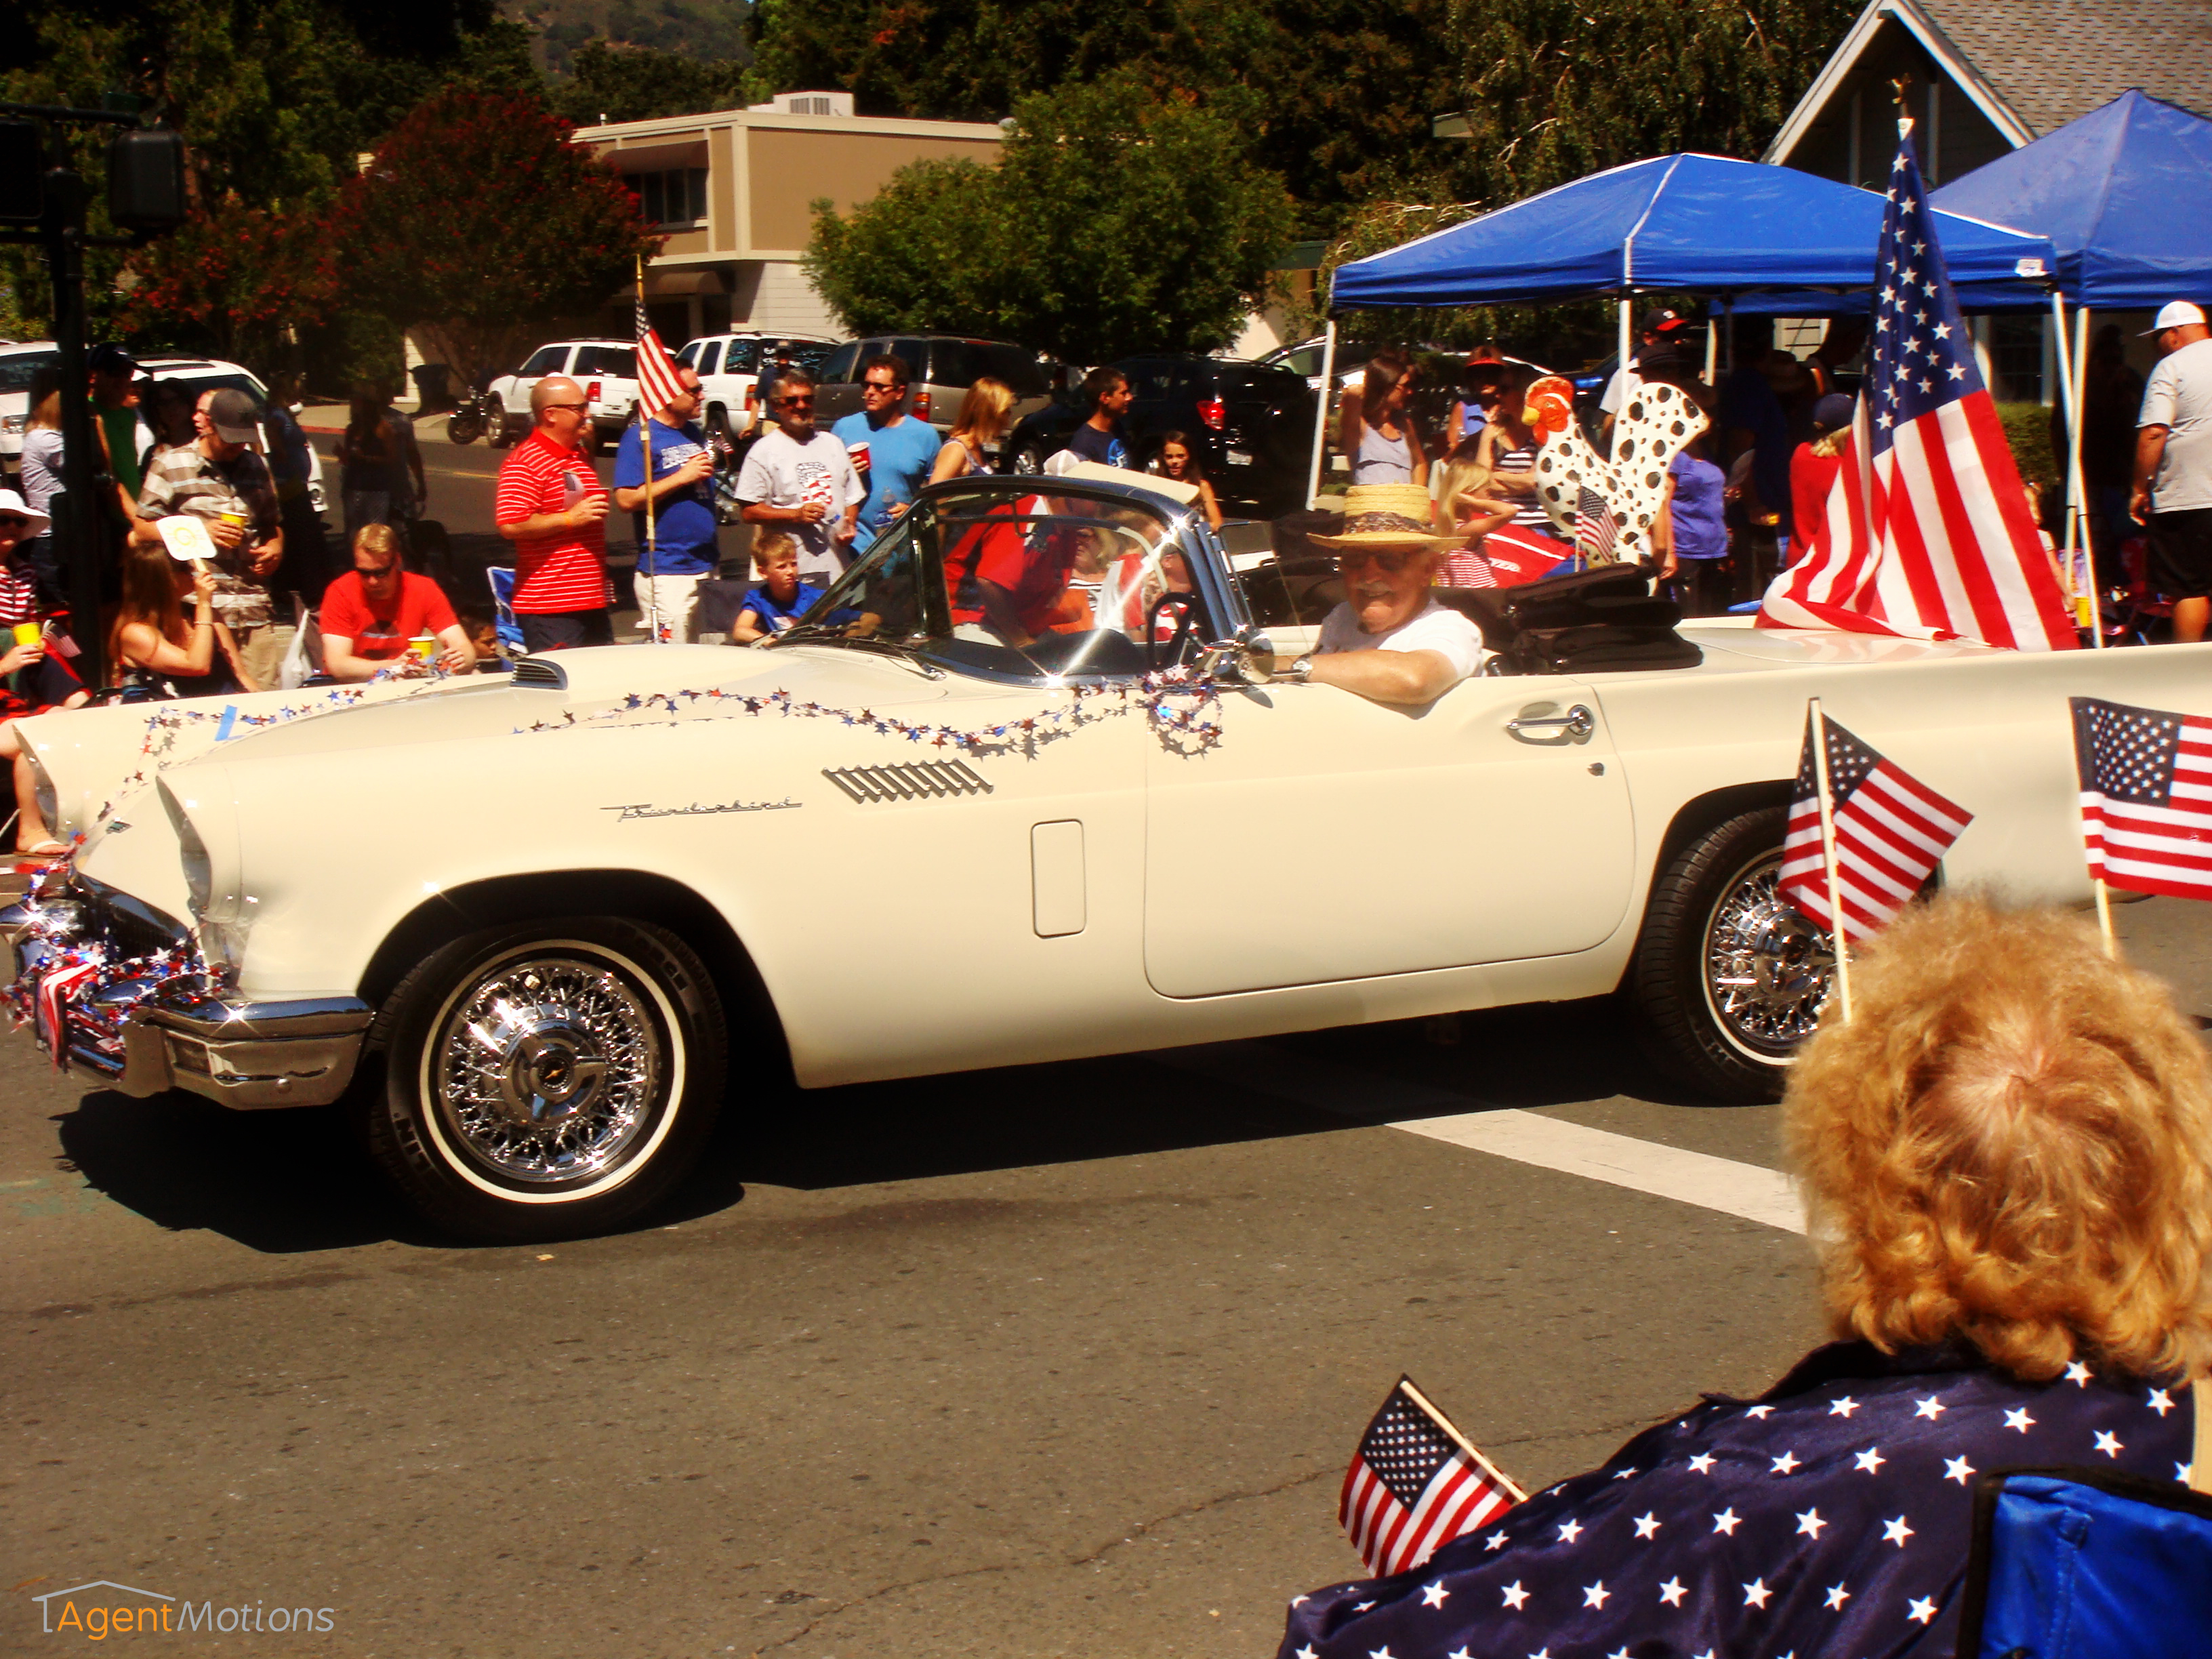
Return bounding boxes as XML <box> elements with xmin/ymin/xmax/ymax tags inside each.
<box><xmin>1700</xmin><ymin>848</ymin><xmax>1835</xmax><ymax>1063</ymax></box>
<box><xmin>428</xmin><ymin>947</ymin><xmax>668</xmax><ymax>1187</ymax></box>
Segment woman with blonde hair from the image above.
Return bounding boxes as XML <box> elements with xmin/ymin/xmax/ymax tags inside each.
<box><xmin>1283</xmin><ymin>893</ymin><xmax>2211</xmax><ymax>1658</ymax></box>
<box><xmin>1429</xmin><ymin>446</ymin><xmax>1515</xmax><ymax>587</ymax></box>
<box><xmin>108</xmin><ymin>540</ymin><xmax>251</xmax><ymax>697</ymax></box>
<box><xmin>930</xmin><ymin>377</ymin><xmax>1017</xmax><ymax>485</ymax></box>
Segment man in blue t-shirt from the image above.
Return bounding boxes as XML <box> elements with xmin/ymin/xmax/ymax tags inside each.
<box><xmin>1063</xmin><ymin>366</ymin><xmax>1133</xmax><ymax>468</ymax></box>
<box><xmin>613</xmin><ymin>364</ymin><xmax>720</xmax><ymax>642</ymax></box>
<box><xmin>830</xmin><ymin>353</ymin><xmax>944</xmax><ymax>543</ymax></box>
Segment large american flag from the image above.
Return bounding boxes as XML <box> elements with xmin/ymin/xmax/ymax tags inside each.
<box><xmin>1757</xmin><ymin>134</ymin><xmax>2074</xmax><ymax>651</ymax></box>
<box><xmin>1340</xmin><ymin>1378</ymin><xmax>1521</xmax><ymax>1578</ymax></box>
<box><xmin>2072</xmin><ymin>696</ymin><xmax>2212</xmax><ymax>900</ymax></box>
<box><xmin>634</xmin><ymin>296</ymin><xmax>689</xmax><ymax>417</ymax></box>
<box><xmin>1777</xmin><ymin>709</ymin><xmax>1972</xmax><ymax>943</ymax></box>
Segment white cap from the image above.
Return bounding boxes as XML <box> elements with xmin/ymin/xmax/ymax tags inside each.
<box><xmin>0</xmin><ymin>487</ymin><xmax>51</xmax><ymax>537</ymax></box>
<box><xmin>2145</xmin><ymin>301</ymin><xmax>2207</xmax><ymax>334</ymax></box>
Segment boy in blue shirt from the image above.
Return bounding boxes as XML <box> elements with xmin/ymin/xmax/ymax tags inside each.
<box><xmin>613</xmin><ymin>365</ymin><xmax>720</xmax><ymax>641</ymax></box>
<box><xmin>829</xmin><ymin>354</ymin><xmax>943</xmax><ymax>541</ymax></box>
<box><xmin>732</xmin><ymin>531</ymin><xmax>825</xmax><ymax>643</ymax></box>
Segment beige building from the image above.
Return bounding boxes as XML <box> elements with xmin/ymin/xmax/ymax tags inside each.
<box><xmin>571</xmin><ymin>94</ymin><xmax>1006</xmax><ymax>345</ymax></box>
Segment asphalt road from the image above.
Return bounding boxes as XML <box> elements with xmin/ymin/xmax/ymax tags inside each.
<box><xmin>8</xmin><ymin>894</ymin><xmax>2209</xmax><ymax>1656</ymax></box>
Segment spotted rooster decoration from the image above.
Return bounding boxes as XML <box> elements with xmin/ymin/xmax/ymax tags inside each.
<box><xmin>1523</xmin><ymin>375</ymin><xmax>1709</xmax><ymax>564</ymax></box>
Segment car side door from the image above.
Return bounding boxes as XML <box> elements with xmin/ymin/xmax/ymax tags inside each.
<box><xmin>507</xmin><ymin>344</ymin><xmax>570</xmax><ymax>417</ymax></box>
<box><xmin>1143</xmin><ymin>675</ymin><xmax>1635</xmax><ymax>997</ymax></box>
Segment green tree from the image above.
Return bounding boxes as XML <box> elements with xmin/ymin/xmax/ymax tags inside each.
<box><xmin>806</xmin><ymin>76</ymin><xmax>1294</xmax><ymax>363</ymax></box>
<box><xmin>546</xmin><ymin>39</ymin><xmax>750</xmax><ymax>126</ymax></box>
<box><xmin>325</xmin><ymin>87</ymin><xmax>659</xmax><ymax>385</ymax></box>
<box><xmin>116</xmin><ymin>199</ymin><xmax>339</xmax><ymax>364</ymax></box>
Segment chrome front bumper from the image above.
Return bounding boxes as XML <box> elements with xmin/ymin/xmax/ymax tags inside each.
<box><xmin>2</xmin><ymin>887</ymin><xmax>372</xmax><ymax>1111</ymax></box>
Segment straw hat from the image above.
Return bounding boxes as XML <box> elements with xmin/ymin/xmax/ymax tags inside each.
<box><xmin>1307</xmin><ymin>483</ymin><xmax>1467</xmax><ymax>550</ymax></box>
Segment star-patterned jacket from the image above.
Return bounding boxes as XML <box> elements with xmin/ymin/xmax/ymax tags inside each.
<box><xmin>1278</xmin><ymin>1340</ymin><xmax>2194</xmax><ymax>1659</ymax></box>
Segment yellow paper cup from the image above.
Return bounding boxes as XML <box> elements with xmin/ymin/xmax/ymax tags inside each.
<box><xmin>12</xmin><ymin>621</ymin><xmax>41</xmax><ymax>649</ymax></box>
<box><xmin>217</xmin><ymin>510</ymin><xmax>248</xmax><ymax>527</ymax></box>
<box><xmin>407</xmin><ymin>636</ymin><xmax>437</xmax><ymax>663</ymax></box>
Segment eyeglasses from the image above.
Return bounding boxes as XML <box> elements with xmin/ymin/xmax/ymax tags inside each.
<box><xmin>1334</xmin><ymin>549</ymin><xmax>1420</xmax><ymax>574</ymax></box>
<box><xmin>543</xmin><ymin>401</ymin><xmax>589</xmax><ymax>413</ymax></box>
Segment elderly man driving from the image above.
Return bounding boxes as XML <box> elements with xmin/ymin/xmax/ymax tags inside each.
<box><xmin>1258</xmin><ymin>484</ymin><xmax>1486</xmax><ymax>704</ymax></box>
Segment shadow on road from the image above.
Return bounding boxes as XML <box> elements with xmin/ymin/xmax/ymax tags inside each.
<box><xmin>47</xmin><ymin>995</ymin><xmax>1704</xmax><ymax>1254</ymax></box>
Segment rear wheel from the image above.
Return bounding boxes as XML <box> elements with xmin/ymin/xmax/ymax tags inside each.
<box><xmin>358</xmin><ymin>917</ymin><xmax>726</xmax><ymax>1242</ymax></box>
<box><xmin>1628</xmin><ymin>806</ymin><xmax>1834</xmax><ymax>1103</ymax></box>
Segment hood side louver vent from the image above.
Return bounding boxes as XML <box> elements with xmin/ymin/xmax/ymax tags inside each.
<box><xmin>512</xmin><ymin>658</ymin><xmax>567</xmax><ymax>689</ymax></box>
<box><xmin>823</xmin><ymin>762</ymin><xmax>993</xmax><ymax>804</ymax></box>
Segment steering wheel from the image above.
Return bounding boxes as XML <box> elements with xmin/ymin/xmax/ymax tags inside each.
<box><xmin>1147</xmin><ymin>591</ymin><xmax>1202</xmax><ymax>670</ymax></box>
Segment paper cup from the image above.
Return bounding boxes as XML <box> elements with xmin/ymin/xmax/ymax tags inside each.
<box><xmin>407</xmin><ymin>636</ymin><xmax>437</xmax><ymax>663</ymax></box>
<box><xmin>846</xmin><ymin>439</ymin><xmax>870</xmax><ymax>472</ymax></box>
<box><xmin>11</xmin><ymin>621</ymin><xmax>40</xmax><ymax>649</ymax></box>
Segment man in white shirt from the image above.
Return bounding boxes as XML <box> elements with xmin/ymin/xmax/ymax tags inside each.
<box><xmin>1248</xmin><ymin>486</ymin><xmax>1485</xmax><ymax>705</ymax></box>
<box><xmin>2133</xmin><ymin>300</ymin><xmax>2212</xmax><ymax>642</ymax></box>
<box><xmin>736</xmin><ymin>369</ymin><xmax>861</xmax><ymax>588</ymax></box>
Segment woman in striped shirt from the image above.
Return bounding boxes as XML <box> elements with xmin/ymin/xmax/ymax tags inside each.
<box><xmin>1471</xmin><ymin>365</ymin><xmax>1555</xmax><ymax>535</ymax></box>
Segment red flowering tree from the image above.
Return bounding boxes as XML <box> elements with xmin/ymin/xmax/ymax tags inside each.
<box><xmin>117</xmin><ymin>199</ymin><xmax>338</xmax><ymax>365</ymax></box>
<box><xmin>326</xmin><ymin>89</ymin><xmax>658</xmax><ymax>388</ymax></box>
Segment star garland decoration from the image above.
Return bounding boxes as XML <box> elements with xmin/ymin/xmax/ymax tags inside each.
<box><xmin>508</xmin><ymin>668</ymin><xmax>1231</xmax><ymax>759</ymax></box>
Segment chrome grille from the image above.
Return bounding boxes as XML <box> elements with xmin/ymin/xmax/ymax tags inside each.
<box><xmin>821</xmin><ymin>761</ymin><xmax>993</xmax><ymax>804</ymax></box>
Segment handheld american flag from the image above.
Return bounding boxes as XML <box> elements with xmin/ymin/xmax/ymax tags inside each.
<box><xmin>1340</xmin><ymin>1377</ymin><xmax>1522</xmax><ymax>1578</ymax></box>
<box><xmin>634</xmin><ymin>295</ymin><xmax>689</xmax><ymax>417</ymax></box>
<box><xmin>1574</xmin><ymin>487</ymin><xmax>1619</xmax><ymax>563</ymax></box>
<box><xmin>1778</xmin><ymin>708</ymin><xmax>1971</xmax><ymax>943</ymax></box>
<box><xmin>2072</xmin><ymin>696</ymin><xmax>2212</xmax><ymax>901</ymax></box>
<box><xmin>1757</xmin><ymin>131</ymin><xmax>2074</xmax><ymax>651</ymax></box>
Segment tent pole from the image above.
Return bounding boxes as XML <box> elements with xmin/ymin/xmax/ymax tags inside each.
<box><xmin>2049</xmin><ymin>293</ymin><xmax>2083</xmax><ymax>610</ymax></box>
<box><xmin>1307</xmin><ymin>318</ymin><xmax>1338</xmax><ymax>509</ymax></box>
<box><xmin>2071</xmin><ymin>303</ymin><xmax>2101</xmax><ymax>648</ymax></box>
<box><xmin>1617</xmin><ymin>298</ymin><xmax>1633</xmax><ymax>395</ymax></box>
<box><xmin>1704</xmin><ymin>310</ymin><xmax>1719</xmax><ymax>383</ymax></box>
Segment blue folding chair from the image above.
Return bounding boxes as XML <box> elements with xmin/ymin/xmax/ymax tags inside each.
<box><xmin>1957</xmin><ymin>1461</ymin><xmax>2212</xmax><ymax>1658</ymax></box>
<box><xmin>485</xmin><ymin>566</ymin><xmax>526</xmax><ymax>656</ymax></box>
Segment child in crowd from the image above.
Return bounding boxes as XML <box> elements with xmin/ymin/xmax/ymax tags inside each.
<box><xmin>457</xmin><ymin>611</ymin><xmax>504</xmax><ymax>668</ymax></box>
<box><xmin>1429</xmin><ymin>449</ymin><xmax>1513</xmax><ymax>588</ymax></box>
<box><xmin>731</xmin><ymin>531</ymin><xmax>824</xmax><ymax>644</ymax></box>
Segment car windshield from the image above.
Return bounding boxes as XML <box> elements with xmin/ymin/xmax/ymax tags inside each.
<box><xmin>0</xmin><ymin>350</ymin><xmax>60</xmax><ymax>392</ymax></box>
<box><xmin>773</xmin><ymin>476</ymin><xmax>1212</xmax><ymax>683</ymax></box>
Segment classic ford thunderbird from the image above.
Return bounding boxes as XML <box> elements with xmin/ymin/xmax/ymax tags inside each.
<box><xmin>7</xmin><ymin>472</ymin><xmax>2205</xmax><ymax>1240</ymax></box>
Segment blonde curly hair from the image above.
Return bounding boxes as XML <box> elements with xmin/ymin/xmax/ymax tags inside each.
<box><xmin>1785</xmin><ymin>893</ymin><xmax>2212</xmax><ymax>1381</ymax></box>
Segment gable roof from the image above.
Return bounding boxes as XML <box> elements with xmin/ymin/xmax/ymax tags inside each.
<box><xmin>1767</xmin><ymin>0</ymin><xmax>2212</xmax><ymax>165</ymax></box>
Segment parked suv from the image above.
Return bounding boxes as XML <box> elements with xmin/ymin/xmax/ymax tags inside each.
<box><xmin>486</xmin><ymin>341</ymin><xmax>640</xmax><ymax>451</ymax></box>
<box><xmin>999</xmin><ymin>355</ymin><xmax>1316</xmax><ymax>514</ymax></box>
<box><xmin>814</xmin><ymin>335</ymin><xmax>1052</xmax><ymax>436</ymax></box>
<box><xmin>673</xmin><ymin>333</ymin><xmax>840</xmax><ymax>447</ymax></box>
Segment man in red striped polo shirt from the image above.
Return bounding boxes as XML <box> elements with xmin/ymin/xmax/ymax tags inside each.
<box><xmin>494</xmin><ymin>375</ymin><xmax>613</xmax><ymax>651</ymax></box>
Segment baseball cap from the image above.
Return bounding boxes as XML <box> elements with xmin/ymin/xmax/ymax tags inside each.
<box><xmin>205</xmin><ymin>387</ymin><xmax>262</xmax><ymax>444</ymax></box>
<box><xmin>1813</xmin><ymin>392</ymin><xmax>1854</xmax><ymax>430</ymax></box>
<box><xmin>2145</xmin><ymin>301</ymin><xmax>2207</xmax><ymax>334</ymax></box>
<box><xmin>87</xmin><ymin>343</ymin><xmax>138</xmax><ymax>376</ymax></box>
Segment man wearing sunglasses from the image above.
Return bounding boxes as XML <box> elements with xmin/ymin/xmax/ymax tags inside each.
<box><xmin>493</xmin><ymin>375</ymin><xmax>613</xmax><ymax>651</ymax></box>
<box><xmin>736</xmin><ymin>369</ymin><xmax>862</xmax><ymax>589</ymax></box>
<box><xmin>1253</xmin><ymin>484</ymin><xmax>1485</xmax><ymax>705</ymax></box>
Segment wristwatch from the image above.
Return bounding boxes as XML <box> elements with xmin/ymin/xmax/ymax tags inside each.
<box><xmin>1285</xmin><ymin>653</ymin><xmax>1315</xmax><ymax>683</ymax></box>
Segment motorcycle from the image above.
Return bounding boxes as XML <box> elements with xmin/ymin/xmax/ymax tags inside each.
<box><xmin>445</xmin><ymin>385</ymin><xmax>506</xmax><ymax>447</ymax></box>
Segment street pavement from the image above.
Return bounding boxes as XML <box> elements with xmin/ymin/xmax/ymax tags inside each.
<box><xmin>7</xmin><ymin>893</ymin><xmax>2208</xmax><ymax>1656</ymax></box>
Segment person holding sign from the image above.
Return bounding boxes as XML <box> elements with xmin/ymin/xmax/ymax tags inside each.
<box><xmin>106</xmin><ymin>541</ymin><xmax>244</xmax><ymax>699</ymax></box>
<box><xmin>134</xmin><ymin>387</ymin><xmax>283</xmax><ymax>691</ymax></box>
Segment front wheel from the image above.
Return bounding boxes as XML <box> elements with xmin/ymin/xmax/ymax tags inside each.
<box><xmin>358</xmin><ymin>918</ymin><xmax>727</xmax><ymax>1242</ymax></box>
<box><xmin>446</xmin><ymin>408</ymin><xmax>483</xmax><ymax>445</ymax></box>
<box><xmin>1627</xmin><ymin>805</ymin><xmax>1835</xmax><ymax>1103</ymax></box>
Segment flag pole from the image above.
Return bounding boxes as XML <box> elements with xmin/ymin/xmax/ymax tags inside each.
<box><xmin>636</xmin><ymin>255</ymin><xmax>661</xmax><ymax>644</ymax></box>
<box><xmin>1397</xmin><ymin>1377</ymin><xmax>1528</xmax><ymax>1504</ymax></box>
<box><xmin>1809</xmin><ymin>697</ymin><xmax>1855</xmax><ymax>1023</ymax></box>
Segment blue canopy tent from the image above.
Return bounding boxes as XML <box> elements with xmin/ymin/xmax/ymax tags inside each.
<box><xmin>1308</xmin><ymin>153</ymin><xmax>2055</xmax><ymax>501</ymax></box>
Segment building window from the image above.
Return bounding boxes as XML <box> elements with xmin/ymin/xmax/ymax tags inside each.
<box><xmin>632</xmin><ymin>168</ymin><xmax>709</xmax><ymax>226</ymax></box>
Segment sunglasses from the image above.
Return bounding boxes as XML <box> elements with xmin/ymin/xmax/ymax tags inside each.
<box><xmin>777</xmin><ymin>396</ymin><xmax>815</xmax><ymax>409</ymax></box>
<box><xmin>1335</xmin><ymin>549</ymin><xmax>1422</xmax><ymax>574</ymax></box>
<box><xmin>356</xmin><ymin>563</ymin><xmax>400</xmax><ymax>579</ymax></box>
<box><xmin>861</xmin><ymin>380</ymin><xmax>901</xmax><ymax>393</ymax></box>
<box><xmin>543</xmin><ymin>401</ymin><xmax>590</xmax><ymax>413</ymax></box>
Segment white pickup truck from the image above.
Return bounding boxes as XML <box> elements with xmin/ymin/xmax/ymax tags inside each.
<box><xmin>7</xmin><ymin>472</ymin><xmax>2203</xmax><ymax>1244</ymax></box>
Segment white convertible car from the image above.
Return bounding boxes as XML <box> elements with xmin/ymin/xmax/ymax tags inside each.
<box><xmin>6</xmin><ymin>472</ymin><xmax>2206</xmax><ymax>1241</ymax></box>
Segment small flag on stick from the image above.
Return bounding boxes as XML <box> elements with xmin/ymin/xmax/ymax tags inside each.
<box><xmin>1574</xmin><ymin>487</ymin><xmax>1619</xmax><ymax>564</ymax></box>
<box><xmin>2071</xmin><ymin>696</ymin><xmax>2212</xmax><ymax>909</ymax></box>
<box><xmin>1340</xmin><ymin>1376</ymin><xmax>1522</xmax><ymax>1578</ymax></box>
<box><xmin>1777</xmin><ymin>705</ymin><xmax>1972</xmax><ymax>945</ymax></box>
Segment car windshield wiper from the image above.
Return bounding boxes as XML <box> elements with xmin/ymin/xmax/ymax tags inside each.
<box><xmin>771</xmin><ymin>626</ymin><xmax>944</xmax><ymax>678</ymax></box>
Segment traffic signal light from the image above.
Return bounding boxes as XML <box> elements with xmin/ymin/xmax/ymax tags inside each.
<box><xmin>0</xmin><ymin>122</ymin><xmax>43</xmax><ymax>223</ymax></box>
<box><xmin>108</xmin><ymin>127</ymin><xmax>186</xmax><ymax>232</ymax></box>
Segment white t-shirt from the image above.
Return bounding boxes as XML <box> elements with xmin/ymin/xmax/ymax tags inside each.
<box><xmin>1315</xmin><ymin>595</ymin><xmax>1487</xmax><ymax>687</ymax></box>
<box><xmin>2140</xmin><ymin>337</ymin><xmax>2212</xmax><ymax>514</ymax></box>
<box><xmin>736</xmin><ymin>427</ymin><xmax>863</xmax><ymax>582</ymax></box>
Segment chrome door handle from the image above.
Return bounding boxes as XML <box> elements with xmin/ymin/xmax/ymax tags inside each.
<box><xmin>1507</xmin><ymin>703</ymin><xmax>1594</xmax><ymax>743</ymax></box>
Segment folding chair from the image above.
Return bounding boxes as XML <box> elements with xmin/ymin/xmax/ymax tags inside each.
<box><xmin>1957</xmin><ymin>1393</ymin><xmax>2212</xmax><ymax>1659</ymax></box>
<box><xmin>485</xmin><ymin>566</ymin><xmax>526</xmax><ymax>656</ymax></box>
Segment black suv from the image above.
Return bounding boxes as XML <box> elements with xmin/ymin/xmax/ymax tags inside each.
<box><xmin>1000</xmin><ymin>356</ymin><xmax>1316</xmax><ymax>514</ymax></box>
<box><xmin>815</xmin><ymin>335</ymin><xmax>1053</xmax><ymax>434</ymax></box>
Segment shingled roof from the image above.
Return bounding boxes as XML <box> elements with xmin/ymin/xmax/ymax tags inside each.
<box><xmin>1917</xmin><ymin>0</ymin><xmax>2212</xmax><ymax>135</ymax></box>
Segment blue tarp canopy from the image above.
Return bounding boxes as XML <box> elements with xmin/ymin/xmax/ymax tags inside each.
<box><xmin>1329</xmin><ymin>152</ymin><xmax>2056</xmax><ymax>310</ymax></box>
<box><xmin>1929</xmin><ymin>90</ymin><xmax>2212</xmax><ymax>309</ymax></box>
